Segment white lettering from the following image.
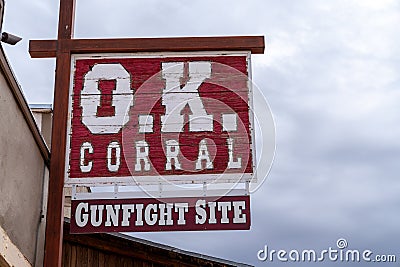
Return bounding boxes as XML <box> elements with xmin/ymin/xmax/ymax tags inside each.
<box><xmin>257</xmin><ymin>246</ymin><xmax>268</xmax><ymax>261</ymax></box>
<box><xmin>233</xmin><ymin>201</ymin><xmax>246</xmax><ymax>223</ymax></box>
<box><xmin>161</xmin><ymin>62</ymin><xmax>213</xmax><ymax>132</ymax></box>
<box><xmin>135</xmin><ymin>204</ymin><xmax>144</xmax><ymax>226</ymax></box>
<box><xmin>208</xmin><ymin>201</ymin><xmax>217</xmax><ymax>224</ymax></box>
<box><xmin>90</xmin><ymin>205</ymin><xmax>104</xmax><ymax>227</ymax></box>
<box><xmin>195</xmin><ymin>139</ymin><xmax>213</xmax><ymax>170</ymax></box>
<box><xmin>75</xmin><ymin>202</ymin><xmax>89</xmax><ymax>227</ymax></box>
<box><xmin>107</xmin><ymin>141</ymin><xmax>121</xmax><ymax>172</ymax></box>
<box><xmin>80</xmin><ymin>142</ymin><xmax>93</xmax><ymax>173</ymax></box>
<box><xmin>227</xmin><ymin>138</ymin><xmax>241</xmax><ymax>169</ymax></box>
<box><xmin>73</xmin><ymin>199</ymin><xmax>246</xmax><ymax>229</ymax></box>
<box><xmin>218</xmin><ymin>202</ymin><xmax>232</xmax><ymax>224</ymax></box>
<box><xmin>121</xmin><ymin>204</ymin><xmax>135</xmax><ymax>227</ymax></box>
<box><xmin>165</xmin><ymin>140</ymin><xmax>182</xmax><ymax>170</ymax></box>
<box><xmin>175</xmin><ymin>203</ymin><xmax>189</xmax><ymax>225</ymax></box>
<box><xmin>195</xmin><ymin>200</ymin><xmax>207</xmax><ymax>224</ymax></box>
<box><xmin>135</xmin><ymin>140</ymin><xmax>150</xmax><ymax>171</ymax></box>
<box><xmin>81</xmin><ymin>63</ymin><xmax>133</xmax><ymax>134</ymax></box>
<box><xmin>145</xmin><ymin>204</ymin><xmax>158</xmax><ymax>225</ymax></box>
<box><xmin>222</xmin><ymin>113</ymin><xmax>237</xmax><ymax>131</ymax></box>
<box><xmin>105</xmin><ymin>205</ymin><xmax>120</xmax><ymax>227</ymax></box>
<box><xmin>159</xmin><ymin>203</ymin><xmax>174</xmax><ymax>226</ymax></box>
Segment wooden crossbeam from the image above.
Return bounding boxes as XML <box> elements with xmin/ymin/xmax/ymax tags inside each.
<box><xmin>29</xmin><ymin>36</ymin><xmax>265</xmax><ymax>58</ymax></box>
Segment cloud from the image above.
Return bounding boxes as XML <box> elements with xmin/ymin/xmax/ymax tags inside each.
<box><xmin>2</xmin><ymin>0</ymin><xmax>400</xmax><ymax>265</ymax></box>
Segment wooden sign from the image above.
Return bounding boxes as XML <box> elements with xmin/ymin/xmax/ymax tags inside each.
<box><xmin>71</xmin><ymin>195</ymin><xmax>250</xmax><ymax>233</ymax></box>
<box><xmin>66</xmin><ymin>52</ymin><xmax>255</xmax><ymax>185</ymax></box>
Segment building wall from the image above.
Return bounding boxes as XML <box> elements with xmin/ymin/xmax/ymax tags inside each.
<box><xmin>31</xmin><ymin>106</ymin><xmax>52</xmax><ymax>147</ymax></box>
<box><xmin>0</xmin><ymin>62</ymin><xmax>48</xmax><ymax>265</ymax></box>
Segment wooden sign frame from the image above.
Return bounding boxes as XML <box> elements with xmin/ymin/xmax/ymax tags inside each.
<box><xmin>29</xmin><ymin>0</ymin><xmax>264</xmax><ymax>266</ymax></box>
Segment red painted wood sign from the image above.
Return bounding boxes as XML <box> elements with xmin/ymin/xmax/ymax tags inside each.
<box><xmin>70</xmin><ymin>195</ymin><xmax>250</xmax><ymax>233</ymax></box>
<box><xmin>66</xmin><ymin>52</ymin><xmax>255</xmax><ymax>185</ymax></box>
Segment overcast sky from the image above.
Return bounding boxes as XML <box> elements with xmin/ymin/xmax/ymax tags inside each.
<box><xmin>3</xmin><ymin>0</ymin><xmax>400</xmax><ymax>266</ymax></box>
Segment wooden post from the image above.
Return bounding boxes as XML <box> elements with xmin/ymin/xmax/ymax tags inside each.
<box><xmin>43</xmin><ymin>0</ymin><xmax>76</xmax><ymax>266</ymax></box>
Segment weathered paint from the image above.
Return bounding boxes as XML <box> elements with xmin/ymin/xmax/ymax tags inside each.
<box><xmin>66</xmin><ymin>52</ymin><xmax>255</xmax><ymax>186</ymax></box>
<box><xmin>70</xmin><ymin>195</ymin><xmax>250</xmax><ymax>233</ymax></box>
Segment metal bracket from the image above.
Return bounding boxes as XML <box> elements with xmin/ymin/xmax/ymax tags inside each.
<box><xmin>113</xmin><ymin>184</ymin><xmax>119</xmax><ymax>199</ymax></box>
<box><xmin>72</xmin><ymin>184</ymin><xmax>77</xmax><ymax>200</ymax></box>
<box><xmin>245</xmin><ymin>180</ymin><xmax>250</xmax><ymax>196</ymax></box>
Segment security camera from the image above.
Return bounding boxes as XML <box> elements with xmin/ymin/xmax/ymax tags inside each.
<box><xmin>1</xmin><ymin>32</ymin><xmax>22</xmax><ymax>45</ymax></box>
